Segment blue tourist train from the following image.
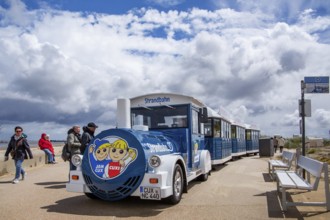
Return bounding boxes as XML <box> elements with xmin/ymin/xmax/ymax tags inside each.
<box><xmin>66</xmin><ymin>93</ymin><xmax>260</xmax><ymax>204</ymax></box>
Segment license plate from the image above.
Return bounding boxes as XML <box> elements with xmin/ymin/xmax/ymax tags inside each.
<box><xmin>140</xmin><ymin>187</ymin><xmax>161</xmax><ymax>200</ymax></box>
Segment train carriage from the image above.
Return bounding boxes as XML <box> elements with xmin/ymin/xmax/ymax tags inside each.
<box><xmin>204</xmin><ymin>108</ymin><xmax>232</xmax><ymax>165</ymax></box>
<box><xmin>231</xmin><ymin>122</ymin><xmax>247</xmax><ymax>158</ymax></box>
<box><xmin>245</xmin><ymin>125</ymin><xmax>260</xmax><ymax>155</ymax></box>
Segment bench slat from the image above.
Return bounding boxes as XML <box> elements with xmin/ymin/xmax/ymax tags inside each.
<box><xmin>282</xmin><ymin>151</ymin><xmax>294</xmax><ymax>161</ymax></box>
<box><xmin>286</xmin><ymin>171</ymin><xmax>312</xmax><ymax>190</ymax></box>
<box><xmin>297</xmin><ymin>156</ymin><xmax>324</xmax><ymax>177</ymax></box>
<box><xmin>276</xmin><ymin>171</ymin><xmax>312</xmax><ymax>189</ymax></box>
<box><xmin>276</xmin><ymin>171</ymin><xmax>295</xmax><ymax>187</ymax></box>
<box><xmin>269</xmin><ymin>160</ymin><xmax>288</xmax><ymax>167</ymax></box>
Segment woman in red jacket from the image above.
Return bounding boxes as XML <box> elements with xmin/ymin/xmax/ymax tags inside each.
<box><xmin>38</xmin><ymin>133</ymin><xmax>56</xmax><ymax>164</ymax></box>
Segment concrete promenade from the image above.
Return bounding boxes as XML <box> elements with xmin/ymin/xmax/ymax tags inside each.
<box><xmin>0</xmin><ymin>151</ymin><xmax>329</xmax><ymax>220</ymax></box>
<box><xmin>0</xmin><ymin>145</ymin><xmax>63</xmax><ymax>176</ymax></box>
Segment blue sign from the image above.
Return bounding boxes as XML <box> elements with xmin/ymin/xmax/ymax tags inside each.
<box><xmin>145</xmin><ymin>97</ymin><xmax>170</xmax><ymax>104</ymax></box>
<box><xmin>304</xmin><ymin>76</ymin><xmax>329</xmax><ymax>93</ymax></box>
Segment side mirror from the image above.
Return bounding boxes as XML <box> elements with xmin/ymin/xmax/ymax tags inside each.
<box><xmin>199</xmin><ymin>107</ymin><xmax>208</xmax><ymax>123</ymax></box>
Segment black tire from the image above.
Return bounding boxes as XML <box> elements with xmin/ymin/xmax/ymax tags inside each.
<box><xmin>197</xmin><ymin>172</ymin><xmax>208</xmax><ymax>181</ymax></box>
<box><xmin>166</xmin><ymin>164</ymin><xmax>183</xmax><ymax>204</ymax></box>
<box><xmin>84</xmin><ymin>192</ymin><xmax>99</xmax><ymax>200</ymax></box>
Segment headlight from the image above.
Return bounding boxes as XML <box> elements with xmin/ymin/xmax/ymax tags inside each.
<box><xmin>71</xmin><ymin>154</ymin><xmax>83</xmax><ymax>167</ymax></box>
<box><xmin>149</xmin><ymin>155</ymin><xmax>161</xmax><ymax>168</ymax></box>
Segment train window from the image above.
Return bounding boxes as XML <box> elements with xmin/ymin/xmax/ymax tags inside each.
<box><xmin>192</xmin><ymin>109</ymin><xmax>199</xmax><ymax>134</ymax></box>
<box><xmin>252</xmin><ymin>130</ymin><xmax>259</xmax><ymax>140</ymax></box>
<box><xmin>240</xmin><ymin>127</ymin><xmax>245</xmax><ymax>140</ymax></box>
<box><xmin>221</xmin><ymin>120</ymin><xmax>230</xmax><ymax>138</ymax></box>
<box><xmin>225</xmin><ymin>122</ymin><xmax>228</xmax><ymax>138</ymax></box>
<box><xmin>131</xmin><ymin>114</ymin><xmax>151</xmax><ymax>127</ymax></box>
<box><xmin>204</xmin><ymin>119</ymin><xmax>212</xmax><ymax>136</ymax></box>
<box><xmin>172</xmin><ymin>117</ymin><xmax>186</xmax><ymax>127</ymax></box>
<box><xmin>231</xmin><ymin>125</ymin><xmax>236</xmax><ymax>138</ymax></box>
<box><xmin>214</xmin><ymin>119</ymin><xmax>221</xmax><ymax>138</ymax></box>
<box><xmin>131</xmin><ymin>105</ymin><xmax>188</xmax><ymax>129</ymax></box>
<box><xmin>246</xmin><ymin>130</ymin><xmax>251</xmax><ymax>140</ymax></box>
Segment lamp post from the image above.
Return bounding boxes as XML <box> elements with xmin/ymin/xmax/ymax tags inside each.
<box><xmin>301</xmin><ymin>80</ymin><xmax>306</xmax><ymax>178</ymax></box>
<box><xmin>301</xmin><ymin>80</ymin><xmax>305</xmax><ymax>157</ymax></box>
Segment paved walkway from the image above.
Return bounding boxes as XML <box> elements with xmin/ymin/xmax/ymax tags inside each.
<box><xmin>0</xmin><ymin>153</ymin><xmax>329</xmax><ymax>220</ymax></box>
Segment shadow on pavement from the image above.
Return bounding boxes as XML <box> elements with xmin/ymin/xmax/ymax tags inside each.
<box><xmin>41</xmin><ymin>195</ymin><xmax>171</xmax><ymax>218</ymax></box>
<box><xmin>255</xmin><ymin>190</ymin><xmax>303</xmax><ymax>218</ymax></box>
<box><xmin>211</xmin><ymin>163</ymin><xmax>227</xmax><ymax>171</ymax></box>
<box><xmin>266</xmin><ymin>190</ymin><xmax>303</xmax><ymax>218</ymax></box>
<box><xmin>0</xmin><ymin>180</ymin><xmax>12</xmax><ymax>184</ymax></box>
<box><xmin>262</xmin><ymin>173</ymin><xmax>273</xmax><ymax>182</ymax></box>
<box><xmin>35</xmin><ymin>181</ymin><xmax>68</xmax><ymax>189</ymax></box>
<box><xmin>263</xmin><ymin>190</ymin><xmax>328</xmax><ymax>219</ymax></box>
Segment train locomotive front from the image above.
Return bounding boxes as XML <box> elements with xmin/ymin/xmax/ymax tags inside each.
<box><xmin>67</xmin><ymin>93</ymin><xmax>214</xmax><ymax>204</ymax></box>
<box><xmin>69</xmin><ymin>127</ymin><xmax>183</xmax><ymax>202</ymax></box>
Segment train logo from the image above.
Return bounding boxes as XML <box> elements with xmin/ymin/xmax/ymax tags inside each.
<box><xmin>88</xmin><ymin>137</ymin><xmax>137</xmax><ymax>179</ymax></box>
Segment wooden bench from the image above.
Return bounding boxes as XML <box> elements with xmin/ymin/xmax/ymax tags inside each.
<box><xmin>275</xmin><ymin>155</ymin><xmax>330</xmax><ymax>211</ymax></box>
<box><xmin>268</xmin><ymin>151</ymin><xmax>295</xmax><ymax>179</ymax></box>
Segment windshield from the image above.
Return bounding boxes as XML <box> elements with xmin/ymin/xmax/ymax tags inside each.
<box><xmin>131</xmin><ymin>105</ymin><xmax>188</xmax><ymax>129</ymax></box>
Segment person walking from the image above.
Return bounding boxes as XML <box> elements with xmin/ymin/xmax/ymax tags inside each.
<box><xmin>274</xmin><ymin>136</ymin><xmax>278</xmax><ymax>153</ymax></box>
<box><xmin>38</xmin><ymin>133</ymin><xmax>56</xmax><ymax>164</ymax></box>
<box><xmin>67</xmin><ymin>125</ymin><xmax>81</xmax><ymax>170</ymax></box>
<box><xmin>4</xmin><ymin>126</ymin><xmax>33</xmax><ymax>184</ymax></box>
<box><xmin>278</xmin><ymin>137</ymin><xmax>285</xmax><ymax>153</ymax></box>
<box><xmin>80</xmin><ymin>122</ymin><xmax>98</xmax><ymax>155</ymax></box>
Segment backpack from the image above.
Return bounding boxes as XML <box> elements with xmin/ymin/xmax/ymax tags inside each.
<box><xmin>61</xmin><ymin>143</ymin><xmax>71</xmax><ymax>162</ymax></box>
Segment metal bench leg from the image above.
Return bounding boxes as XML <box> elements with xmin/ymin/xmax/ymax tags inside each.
<box><xmin>281</xmin><ymin>188</ymin><xmax>287</xmax><ymax>211</ymax></box>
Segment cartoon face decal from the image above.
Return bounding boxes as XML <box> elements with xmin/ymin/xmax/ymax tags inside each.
<box><xmin>194</xmin><ymin>141</ymin><xmax>199</xmax><ymax>154</ymax></box>
<box><xmin>90</xmin><ymin>142</ymin><xmax>111</xmax><ymax>161</ymax></box>
<box><xmin>88</xmin><ymin>137</ymin><xmax>138</xmax><ymax>179</ymax></box>
<box><xmin>109</xmin><ymin>139</ymin><xmax>128</xmax><ymax>161</ymax></box>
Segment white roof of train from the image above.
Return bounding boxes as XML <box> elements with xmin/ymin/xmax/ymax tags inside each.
<box><xmin>130</xmin><ymin>92</ymin><xmax>206</xmax><ymax>108</ymax></box>
<box><xmin>206</xmin><ymin>107</ymin><xmax>231</xmax><ymax>121</ymax></box>
<box><xmin>230</xmin><ymin>120</ymin><xmax>246</xmax><ymax>128</ymax></box>
<box><xmin>244</xmin><ymin>123</ymin><xmax>260</xmax><ymax>131</ymax></box>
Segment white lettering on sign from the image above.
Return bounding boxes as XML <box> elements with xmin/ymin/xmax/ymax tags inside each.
<box><xmin>194</xmin><ymin>154</ymin><xmax>200</xmax><ymax>163</ymax></box>
<box><xmin>142</xmin><ymin>143</ymin><xmax>172</xmax><ymax>153</ymax></box>
<box><xmin>109</xmin><ymin>166</ymin><xmax>121</xmax><ymax>170</ymax></box>
<box><xmin>95</xmin><ymin>164</ymin><xmax>104</xmax><ymax>173</ymax></box>
<box><xmin>145</xmin><ymin>97</ymin><xmax>170</xmax><ymax>104</ymax></box>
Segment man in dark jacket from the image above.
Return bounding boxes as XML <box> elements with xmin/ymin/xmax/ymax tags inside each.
<box><xmin>81</xmin><ymin>122</ymin><xmax>98</xmax><ymax>155</ymax></box>
<box><xmin>4</xmin><ymin>126</ymin><xmax>33</xmax><ymax>184</ymax></box>
<box><xmin>67</xmin><ymin>125</ymin><xmax>81</xmax><ymax>170</ymax></box>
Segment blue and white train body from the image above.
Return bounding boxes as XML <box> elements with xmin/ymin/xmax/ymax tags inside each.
<box><xmin>204</xmin><ymin>108</ymin><xmax>232</xmax><ymax>165</ymax></box>
<box><xmin>230</xmin><ymin>121</ymin><xmax>247</xmax><ymax>157</ymax></box>
<box><xmin>245</xmin><ymin>124</ymin><xmax>260</xmax><ymax>155</ymax></box>
<box><xmin>66</xmin><ymin>93</ymin><xmax>212</xmax><ymax>204</ymax></box>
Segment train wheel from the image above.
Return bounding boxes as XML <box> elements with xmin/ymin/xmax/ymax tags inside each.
<box><xmin>198</xmin><ymin>172</ymin><xmax>209</xmax><ymax>181</ymax></box>
<box><xmin>166</xmin><ymin>164</ymin><xmax>183</xmax><ymax>204</ymax></box>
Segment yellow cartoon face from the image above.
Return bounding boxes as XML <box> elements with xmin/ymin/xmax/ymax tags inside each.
<box><xmin>109</xmin><ymin>139</ymin><xmax>129</xmax><ymax>162</ymax></box>
<box><xmin>95</xmin><ymin>143</ymin><xmax>111</xmax><ymax>161</ymax></box>
<box><xmin>109</xmin><ymin>147</ymin><xmax>127</xmax><ymax>161</ymax></box>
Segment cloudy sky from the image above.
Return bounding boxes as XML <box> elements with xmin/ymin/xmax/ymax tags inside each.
<box><xmin>0</xmin><ymin>0</ymin><xmax>329</xmax><ymax>141</ymax></box>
